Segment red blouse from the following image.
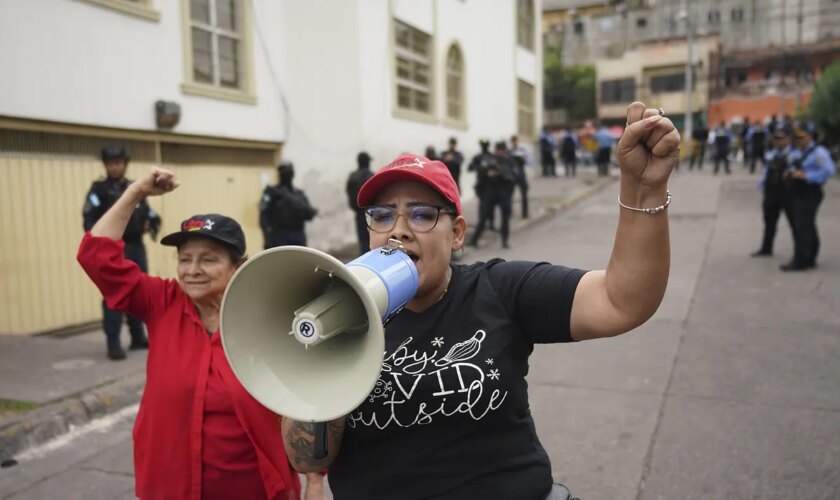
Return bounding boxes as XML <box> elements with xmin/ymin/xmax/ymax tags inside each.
<box><xmin>77</xmin><ymin>233</ymin><xmax>301</xmax><ymax>500</ymax></box>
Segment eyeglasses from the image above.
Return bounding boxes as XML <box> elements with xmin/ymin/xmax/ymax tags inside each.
<box><xmin>364</xmin><ymin>204</ymin><xmax>456</xmax><ymax>233</ymax></box>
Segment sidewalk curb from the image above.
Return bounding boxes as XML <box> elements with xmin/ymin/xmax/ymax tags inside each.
<box><xmin>0</xmin><ymin>177</ymin><xmax>615</xmax><ymax>461</ymax></box>
<box><xmin>0</xmin><ymin>372</ymin><xmax>145</xmax><ymax>461</ymax></box>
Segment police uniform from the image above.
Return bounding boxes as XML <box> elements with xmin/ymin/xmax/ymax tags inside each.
<box><xmin>83</xmin><ymin>176</ymin><xmax>158</xmax><ymax>357</ymax></box>
<box><xmin>260</xmin><ymin>162</ymin><xmax>318</xmax><ymax>249</ymax></box>
<box><xmin>509</xmin><ymin>147</ymin><xmax>529</xmax><ymax>219</ymax></box>
<box><xmin>753</xmin><ymin>144</ymin><xmax>794</xmax><ymax>256</ymax></box>
<box><xmin>783</xmin><ymin>139</ymin><xmax>836</xmax><ymax>270</ymax></box>
<box><xmin>346</xmin><ymin>153</ymin><xmax>375</xmax><ymax>255</ymax></box>
<box><xmin>469</xmin><ymin>149</ymin><xmax>515</xmax><ymax>248</ymax></box>
<box><xmin>468</xmin><ymin>143</ymin><xmax>496</xmax><ymax>230</ymax></box>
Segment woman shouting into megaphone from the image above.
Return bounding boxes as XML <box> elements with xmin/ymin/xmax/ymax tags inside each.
<box><xmin>77</xmin><ymin>167</ymin><xmax>324</xmax><ymax>499</ymax></box>
<box><xmin>281</xmin><ymin>102</ymin><xmax>680</xmax><ymax>500</ymax></box>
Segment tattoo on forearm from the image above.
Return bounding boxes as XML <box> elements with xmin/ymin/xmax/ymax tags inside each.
<box><xmin>284</xmin><ymin>419</ymin><xmax>345</xmax><ymax>470</ymax></box>
<box><xmin>287</xmin><ymin>421</ymin><xmax>317</xmax><ymax>456</ymax></box>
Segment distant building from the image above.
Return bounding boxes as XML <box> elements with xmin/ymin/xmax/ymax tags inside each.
<box><xmin>542</xmin><ymin>0</ymin><xmax>618</xmax><ymax>48</ymax></box>
<box><xmin>0</xmin><ymin>0</ymin><xmax>542</xmax><ymax>334</ymax></box>
<box><xmin>562</xmin><ymin>0</ymin><xmax>839</xmax><ymax>67</ymax></box>
<box><xmin>708</xmin><ymin>38</ymin><xmax>840</xmax><ymax>125</ymax></box>
<box><xmin>595</xmin><ymin>36</ymin><xmax>719</xmax><ymax>129</ymax></box>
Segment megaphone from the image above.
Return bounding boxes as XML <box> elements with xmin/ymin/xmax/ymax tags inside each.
<box><xmin>220</xmin><ymin>239</ymin><xmax>418</xmax><ymax>422</ymax></box>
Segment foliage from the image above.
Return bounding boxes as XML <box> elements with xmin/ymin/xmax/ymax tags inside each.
<box><xmin>543</xmin><ymin>43</ymin><xmax>596</xmax><ymax>125</ymax></box>
<box><xmin>808</xmin><ymin>61</ymin><xmax>840</xmax><ymax>145</ymax></box>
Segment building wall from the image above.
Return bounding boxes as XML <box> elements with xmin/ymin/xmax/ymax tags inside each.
<box><xmin>707</xmin><ymin>91</ymin><xmax>813</xmax><ymax>126</ymax></box>
<box><xmin>561</xmin><ymin>0</ymin><xmax>833</xmax><ymax>67</ymax></box>
<box><xmin>282</xmin><ymin>0</ymin><xmax>543</xmax><ymax>251</ymax></box>
<box><xmin>0</xmin><ymin>0</ymin><xmax>287</xmax><ymax>143</ymax></box>
<box><xmin>710</xmin><ymin>39</ymin><xmax>840</xmax><ymax>125</ymax></box>
<box><xmin>596</xmin><ymin>37</ymin><xmax>718</xmax><ymax>122</ymax></box>
<box><xmin>0</xmin><ymin>124</ymin><xmax>278</xmax><ymax>334</ymax></box>
<box><xmin>0</xmin><ymin>0</ymin><xmax>543</xmax><ymax>333</ymax></box>
<box><xmin>0</xmin><ymin>0</ymin><xmax>285</xmax><ymax>334</ymax></box>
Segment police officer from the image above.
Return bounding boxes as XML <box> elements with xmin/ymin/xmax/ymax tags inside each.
<box><xmin>713</xmin><ymin>122</ymin><xmax>732</xmax><ymax>175</ymax></box>
<box><xmin>468</xmin><ymin>139</ymin><xmax>497</xmax><ymax>231</ymax></box>
<box><xmin>538</xmin><ymin>126</ymin><xmax>557</xmax><ymax>177</ymax></box>
<box><xmin>594</xmin><ymin>124</ymin><xmax>614</xmax><ymax>176</ymax></box>
<box><xmin>259</xmin><ymin>161</ymin><xmax>318</xmax><ymax>248</ymax></box>
<box><xmin>559</xmin><ymin>128</ymin><xmax>578</xmax><ymax>177</ymax></box>
<box><xmin>346</xmin><ymin>152</ymin><xmax>375</xmax><ymax>255</ymax></box>
<box><xmin>748</xmin><ymin>120</ymin><xmax>768</xmax><ymax>174</ymax></box>
<box><xmin>469</xmin><ymin>141</ymin><xmax>516</xmax><ymax>249</ymax></box>
<box><xmin>509</xmin><ymin>135</ymin><xmax>530</xmax><ymax>219</ymax></box>
<box><xmin>752</xmin><ymin>130</ymin><xmax>795</xmax><ymax>257</ymax></box>
<box><xmin>83</xmin><ymin>145</ymin><xmax>158</xmax><ymax>360</ymax></box>
<box><xmin>781</xmin><ymin>129</ymin><xmax>836</xmax><ymax>271</ymax></box>
<box><xmin>441</xmin><ymin>137</ymin><xmax>464</xmax><ymax>193</ymax></box>
<box><xmin>688</xmin><ymin>121</ymin><xmax>709</xmax><ymax>171</ymax></box>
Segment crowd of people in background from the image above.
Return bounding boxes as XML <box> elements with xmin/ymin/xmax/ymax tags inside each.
<box><xmin>687</xmin><ymin>113</ymin><xmax>822</xmax><ymax>174</ymax></box>
<box><xmin>222</xmin><ymin>114</ymin><xmax>840</xmax><ymax>266</ymax></box>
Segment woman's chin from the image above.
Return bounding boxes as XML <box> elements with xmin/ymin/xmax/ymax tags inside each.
<box><xmin>183</xmin><ymin>286</ymin><xmax>211</xmax><ymax>303</ymax></box>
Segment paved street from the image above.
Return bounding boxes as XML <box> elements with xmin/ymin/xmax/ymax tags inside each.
<box><xmin>2</xmin><ymin>168</ymin><xmax>838</xmax><ymax>499</ymax></box>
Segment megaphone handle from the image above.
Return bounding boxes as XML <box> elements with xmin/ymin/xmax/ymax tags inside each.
<box><xmin>313</xmin><ymin>422</ymin><xmax>329</xmax><ymax>460</ymax></box>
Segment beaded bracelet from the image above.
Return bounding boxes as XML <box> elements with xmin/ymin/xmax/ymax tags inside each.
<box><xmin>618</xmin><ymin>190</ymin><xmax>672</xmax><ymax>215</ymax></box>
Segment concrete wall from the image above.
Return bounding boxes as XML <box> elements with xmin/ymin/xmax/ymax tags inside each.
<box><xmin>0</xmin><ymin>0</ymin><xmax>287</xmax><ymax>142</ymax></box>
<box><xmin>596</xmin><ymin>37</ymin><xmax>718</xmax><ymax>121</ymax></box>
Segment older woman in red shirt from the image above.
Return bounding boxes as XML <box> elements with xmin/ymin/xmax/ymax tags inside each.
<box><xmin>77</xmin><ymin>167</ymin><xmax>321</xmax><ymax>499</ymax></box>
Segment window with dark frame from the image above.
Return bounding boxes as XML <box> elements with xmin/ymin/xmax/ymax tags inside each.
<box><xmin>445</xmin><ymin>45</ymin><xmax>465</xmax><ymax>122</ymax></box>
<box><xmin>517</xmin><ymin>80</ymin><xmax>535</xmax><ymax>138</ymax></box>
<box><xmin>731</xmin><ymin>8</ymin><xmax>744</xmax><ymax>23</ymax></box>
<box><xmin>517</xmin><ymin>0</ymin><xmax>535</xmax><ymax>51</ymax></box>
<box><xmin>650</xmin><ymin>73</ymin><xmax>695</xmax><ymax>93</ymax></box>
<box><xmin>601</xmin><ymin>78</ymin><xmax>636</xmax><ymax>104</ymax></box>
<box><xmin>708</xmin><ymin>9</ymin><xmax>721</xmax><ymax>25</ymax></box>
<box><xmin>573</xmin><ymin>19</ymin><xmax>585</xmax><ymax>35</ymax></box>
<box><xmin>189</xmin><ymin>0</ymin><xmax>243</xmax><ymax>90</ymax></box>
<box><xmin>395</xmin><ymin>20</ymin><xmax>433</xmax><ymax>114</ymax></box>
<box><xmin>636</xmin><ymin>17</ymin><xmax>648</xmax><ymax>29</ymax></box>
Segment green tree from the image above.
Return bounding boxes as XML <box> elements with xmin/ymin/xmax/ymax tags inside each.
<box><xmin>543</xmin><ymin>43</ymin><xmax>596</xmax><ymax>125</ymax></box>
<box><xmin>808</xmin><ymin>61</ymin><xmax>840</xmax><ymax>145</ymax></box>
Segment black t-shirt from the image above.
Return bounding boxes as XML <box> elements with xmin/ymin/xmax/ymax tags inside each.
<box><xmin>328</xmin><ymin>260</ymin><xmax>587</xmax><ymax>500</ymax></box>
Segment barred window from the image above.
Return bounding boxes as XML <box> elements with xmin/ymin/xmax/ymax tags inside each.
<box><xmin>189</xmin><ymin>0</ymin><xmax>243</xmax><ymax>90</ymax></box>
<box><xmin>517</xmin><ymin>80</ymin><xmax>535</xmax><ymax>138</ymax></box>
<box><xmin>395</xmin><ymin>20</ymin><xmax>433</xmax><ymax>114</ymax></box>
<box><xmin>517</xmin><ymin>0</ymin><xmax>535</xmax><ymax>51</ymax></box>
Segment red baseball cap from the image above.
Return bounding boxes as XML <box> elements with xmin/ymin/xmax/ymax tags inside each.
<box><xmin>356</xmin><ymin>154</ymin><xmax>462</xmax><ymax>214</ymax></box>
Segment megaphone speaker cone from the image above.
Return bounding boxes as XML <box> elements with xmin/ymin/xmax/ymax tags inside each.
<box><xmin>220</xmin><ymin>244</ymin><xmax>418</xmax><ymax>422</ymax></box>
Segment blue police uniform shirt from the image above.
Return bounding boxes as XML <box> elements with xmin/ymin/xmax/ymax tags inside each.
<box><xmin>595</xmin><ymin>128</ymin><xmax>613</xmax><ymax>148</ymax></box>
<box><xmin>800</xmin><ymin>142</ymin><xmax>836</xmax><ymax>185</ymax></box>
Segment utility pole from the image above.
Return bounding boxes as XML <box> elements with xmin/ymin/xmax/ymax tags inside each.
<box><xmin>780</xmin><ymin>0</ymin><xmax>787</xmax><ymax>116</ymax></box>
<box><xmin>685</xmin><ymin>15</ymin><xmax>694</xmax><ymax>141</ymax></box>
<box><xmin>678</xmin><ymin>2</ymin><xmax>694</xmax><ymax>141</ymax></box>
<box><xmin>794</xmin><ymin>0</ymin><xmax>804</xmax><ymax>113</ymax></box>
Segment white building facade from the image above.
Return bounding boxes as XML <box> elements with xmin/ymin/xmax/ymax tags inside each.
<box><xmin>0</xmin><ymin>0</ymin><xmax>541</xmax><ymax>334</ymax></box>
<box><xmin>278</xmin><ymin>0</ymin><xmax>543</xmax><ymax>251</ymax></box>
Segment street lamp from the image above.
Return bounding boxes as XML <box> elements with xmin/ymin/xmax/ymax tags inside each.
<box><xmin>676</xmin><ymin>9</ymin><xmax>694</xmax><ymax>142</ymax></box>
